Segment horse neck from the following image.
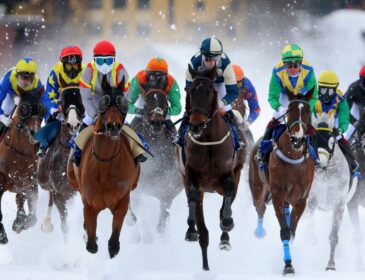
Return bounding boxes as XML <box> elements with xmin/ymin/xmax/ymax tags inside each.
<box><xmin>6</xmin><ymin>121</ymin><xmax>35</xmax><ymax>156</ymax></box>
<box><xmin>92</xmin><ymin>133</ymin><xmax>123</xmax><ymax>160</ymax></box>
<box><xmin>58</xmin><ymin>123</ymin><xmax>72</xmax><ymax>148</ymax></box>
<box><xmin>199</xmin><ymin>112</ymin><xmax>229</xmax><ymax>140</ymax></box>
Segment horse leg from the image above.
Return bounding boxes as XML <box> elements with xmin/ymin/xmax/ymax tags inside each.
<box><xmin>12</xmin><ymin>193</ymin><xmax>27</xmax><ymax>233</ymax></box>
<box><xmin>326</xmin><ymin>203</ymin><xmax>345</xmax><ymax>271</ymax></box>
<box><xmin>157</xmin><ymin>196</ymin><xmax>172</xmax><ymax>234</ymax></box>
<box><xmin>108</xmin><ymin>194</ymin><xmax>129</xmax><ymax>258</ymax></box>
<box><xmin>220</xmin><ymin>176</ymin><xmax>235</xmax><ymax>232</ymax></box>
<box><xmin>41</xmin><ymin>191</ymin><xmax>54</xmax><ymax>233</ymax></box>
<box><xmin>196</xmin><ymin>192</ymin><xmax>209</xmax><ymax>270</ymax></box>
<box><xmin>253</xmin><ymin>193</ymin><xmax>267</xmax><ymax>239</ymax></box>
<box><xmin>23</xmin><ymin>186</ymin><xmax>38</xmax><ymax>230</ymax></box>
<box><xmin>125</xmin><ymin>202</ymin><xmax>137</xmax><ymax>226</ymax></box>
<box><xmin>272</xmin><ymin>195</ymin><xmax>295</xmax><ymax>276</ymax></box>
<box><xmin>84</xmin><ymin>203</ymin><xmax>98</xmax><ymax>254</ymax></box>
<box><xmin>53</xmin><ymin>193</ymin><xmax>69</xmax><ymax>242</ymax></box>
<box><xmin>0</xmin><ymin>188</ymin><xmax>8</xmax><ymax>244</ymax></box>
<box><xmin>185</xmin><ymin>184</ymin><xmax>199</xmax><ymax>242</ymax></box>
<box><xmin>347</xmin><ymin>198</ymin><xmax>362</xmax><ymax>244</ymax></box>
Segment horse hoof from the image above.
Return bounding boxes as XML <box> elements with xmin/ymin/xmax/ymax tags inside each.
<box><xmin>41</xmin><ymin>222</ymin><xmax>54</xmax><ymax>234</ymax></box>
<box><xmin>108</xmin><ymin>241</ymin><xmax>120</xmax><ymax>258</ymax></box>
<box><xmin>220</xmin><ymin>218</ymin><xmax>234</xmax><ymax>232</ymax></box>
<box><xmin>254</xmin><ymin>227</ymin><xmax>266</xmax><ymax>239</ymax></box>
<box><xmin>203</xmin><ymin>265</ymin><xmax>210</xmax><ymax>271</ymax></box>
<box><xmin>86</xmin><ymin>242</ymin><xmax>98</xmax><ymax>254</ymax></box>
<box><xmin>185</xmin><ymin>231</ymin><xmax>198</xmax><ymax>242</ymax></box>
<box><xmin>282</xmin><ymin>263</ymin><xmax>295</xmax><ymax>276</ymax></box>
<box><xmin>12</xmin><ymin>222</ymin><xmax>23</xmax><ymax>233</ymax></box>
<box><xmin>219</xmin><ymin>240</ymin><xmax>231</xmax><ymax>251</ymax></box>
<box><xmin>326</xmin><ymin>262</ymin><xmax>336</xmax><ymax>271</ymax></box>
<box><xmin>0</xmin><ymin>232</ymin><xmax>8</xmax><ymax>245</ymax></box>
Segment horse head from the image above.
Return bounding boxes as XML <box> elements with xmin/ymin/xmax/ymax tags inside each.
<box><xmin>60</xmin><ymin>84</ymin><xmax>84</xmax><ymax>133</ymax></box>
<box><xmin>96</xmin><ymin>76</ymin><xmax>128</xmax><ymax>139</ymax></box>
<box><xmin>312</xmin><ymin>113</ymin><xmax>336</xmax><ymax>168</ymax></box>
<box><xmin>17</xmin><ymin>88</ymin><xmax>45</xmax><ymax>144</ymax></box>
<box><xmin>285</xmin><ymin>86</ymin><xmax>314</xmax><ymax>150</ymax></box>
<box><xmin>187</xmin><ymin>64</ymin><xmax>217</xmax><ymax>137</ymax></box>
<box><xmin>140</xmin><ymin>82</ymin><xmax>168</xmax><ymax>131</ymax></box>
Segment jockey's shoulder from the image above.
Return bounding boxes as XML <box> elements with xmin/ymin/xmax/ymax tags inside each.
<box><xmin>336</xmin><ymin>88</ymin><xmax>344</xmax><ymax>98</ymax></box>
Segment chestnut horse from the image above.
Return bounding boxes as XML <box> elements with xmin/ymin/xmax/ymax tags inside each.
<box><xmin>37</xmin><ymin>84</ymin><xmax>84</xmax><ymax>240</ymax></box>
<box><xmin>0</xmin><ymin>89</ymin><xmax>45</xmax><ymax>244</ymax></box>
<box><xmin>130</xmin><ymin>82</ymin><xmax>183</xmax><ymax>235</ymax></box>
<box><xmin>249</xmin><ymin>87</ymin><xmax>315</xmax><ymax>275</ymax></box>
<box><xmin>177</xmin><ymin>65</ymin><xmax>245</xmax><ymax>270</ymax></box>
<box><xmin>67</xmin><ymin>78</ymin><xmax>140</xmax><ymax>258</ymax></box>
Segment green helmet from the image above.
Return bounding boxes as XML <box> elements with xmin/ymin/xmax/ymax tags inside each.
<box><xmin>281</xmin><ymin>44</ymin><xmax>303</xmax><ymax>62</ymax></box>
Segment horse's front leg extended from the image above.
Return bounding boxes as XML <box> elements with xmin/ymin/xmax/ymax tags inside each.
<box><xmin>84</xmin><ymin>203</ymin><xmax>98</xmax><ymax>254</ymax></box>
<box><xmin>272</xmin><ymin>194</ymin><xmax>294</xmax><ymax>276</ymax></box>
<box><xmin>185</xmin><ymin>168</ymin><xmax>199</xmax><ymax>241</ymax></box>
<box><xmin>24</xmin><ymin>186</ymin><xmax>38</xmax><ymax>230</ymax></box>
<box><xmin>196</xmin><ymin>192</ymin><xmax>209</xmax><ymax>271</ymax></box>
<box><xmin>220</xmin><ymin>176</ymin><xmax>234</xmax><ymax>232</ymax></box>
<box><xmin>12</xmin><ymin>193</ymin><xmax>27</xmax><ymax>233</ymax></box>
<box><xmin>41</xmin><ymin>191</ymin><xmax>54</xmax><ymax>233</ymax></box>
<box><xmin>108</xmin><ymin>194</ymin><xmax>129</xmax><ymax>258</ymax></box>
<box><xmin>326</xmin><ymin>203</ymin><xmax>345</xmax><ymax>271</ymax></box>
<box><xmin>0</xmin><ymin>187</ymin><xmax>8</xmax><ymax>244</ymax></box>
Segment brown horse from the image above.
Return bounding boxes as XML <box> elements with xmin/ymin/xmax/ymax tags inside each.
<box><xmin>177</xmin><ymin>65</ymin><xmax>245</xmax><ymax>270</ymax></box>
<box><xmin>249</xmin><ymin>87</ymin><xmax>315</xmax><ymax>275</ymax></box>
<box><xmin>0</xmin><ymin>90</ymin><xmax>45</xmax><ymax>244</ymax></box>
<box><xmin>37</xmin><ymin>84</ymin><xmax>84</xmax><ymax>240</ymax></box>
<box><xmin>67</xmin><ymin>78</ymin><xmax>140</xmax><ymax>258</ymax></box>
<box><xmin>130</xmin><ymin>82</ymin><xmax>183</xmax><ymax>235</ymax></box>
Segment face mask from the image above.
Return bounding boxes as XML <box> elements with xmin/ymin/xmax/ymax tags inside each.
<box><xmin>96</xmin><ymin>63</ymin><xmax>113</xmax><ymax>75</ymax></box>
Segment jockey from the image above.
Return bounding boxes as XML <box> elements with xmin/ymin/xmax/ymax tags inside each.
<box><xmin>71</xmin><ymin>40</ymin><xmax>147</xmax><ymax>166</ymax></box>
<box><xmin>232</xmin><ymin>64</ymin><xmax>261</xmax><ymax>126</ymax></box>
<box><xmin>315</xmin><ymin>70</ymin><xmax>359</xmax><ymax>177</ymax></box>
<box><xmin>256</xmin><ymin>43</ymin><xmax>318</xmax><ymax>165</ymax></box>
<box><xmin>174</xmin><ymin>36</ymin><xmax>244</xmax><ymax>149</ymax></box>
<box><xmin>128</xmin><ymin>57</ymin><xmax>182</xmax><ymax>127</ymax></box>
<box><xmin>344</xmin><ymin>65</ymin><xmax>365</xmax><ymax>141</ymax></box>
<box><xmin>37</xmin><ymin>45</ymin><xmax>85</xmax><ymax>157</ymax></box>
<box><xmin>0</xmin><ymin>58</ymin><xmax>45</xmax><ymax>134</ymax></box>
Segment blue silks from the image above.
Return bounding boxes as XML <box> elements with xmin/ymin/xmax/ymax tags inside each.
<box><xmin>34</xmin><ymin>120</ymin><xmax>61</xmax><ymax>148</ymax></box>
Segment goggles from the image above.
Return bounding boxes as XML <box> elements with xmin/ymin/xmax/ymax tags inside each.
<box><xmin>94</xmin><ymin>56</ymin><xmax>115</xmax><ymax>66</ymax></box>
<box><xmin>284</xmin><ymin>61</ymin><xmax>302</xmax><ymax>69</ymax></box>
<box><xmin>16</xmin><ymin>71</ymin><xmax>35</xmax><ymax>80</ymax></box>
<box><xmin>64</xmin><ymin>63</ymin><xmax>80</xmax><ymax>71</ymax></box>
<box><xmin>202</xmin><ymin>54</ymin><xmax>221</xmax><ymax>62</ymax></box>
<box><xmin>61</xmin><ymin>54</ymin><xmax>81</xmax><ymax>64</ymax></box>
<box><xmin>147</xmin><ymin>71</ymin><xmax>168</xmax><ymax>82</ymax></box>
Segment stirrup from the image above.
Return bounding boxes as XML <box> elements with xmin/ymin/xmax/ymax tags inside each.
<box><xmin>37</xmin><ymin>148</ymin><xmax>47</xmax><ymax>157</ymax></box>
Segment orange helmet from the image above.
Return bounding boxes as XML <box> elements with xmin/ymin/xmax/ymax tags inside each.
<box><xmin>146</xmin><ymin>57</ymin><xmax>168</xmax><ymax>73</ymax></box>
<box><xmin>232</xmin><ymin>64</ymin><xmax>244</xmax><ymax>82</ymax></box>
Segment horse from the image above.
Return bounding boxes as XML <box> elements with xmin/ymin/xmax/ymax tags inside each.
<box><xmin>0</xmin><ymin>89</ymin><xmax>45</xmax><ymax>244</ymax></box>
<box><xmin>346</xmin><ymin>110</ymin><xmax>365</xmax><ymax>254</ymax></box>
<box><xmin>248</xmin><ymin>87</ymin><xmax>315</xmax><ymax>275</ymax></box>
<box><xmin>130</xmin><ymin>82</ymin><xmax>183</xmax><ymax>235</ymax></box>
<box><xmin>308</xmin><ymin>113</ymin><xmax>357</xmax><ymax>271</ymax></box>
<box><xmin>37</xmin><ymin>83</ymin><xmax>84</xmax><ymax>240</ymax></box>
<box><xmin>67</xmin><ymin>78</ymin><xmax>140</xmax><ymax>258</ymax></box>
<box><xmin>231</xmin><ymin>93</ymin><xmax>254</xmax><ymax>151</ymax></box>
<box><xmin>176</xmin><ymin>64</ymin><xmax>245</xmax><ymax>270</ymax></box>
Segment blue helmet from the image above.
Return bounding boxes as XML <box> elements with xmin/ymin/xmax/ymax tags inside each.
<box><xmin>200</xmin><ymin>37</ymin><xmax>223</xmax><ymax>57</ymax></box>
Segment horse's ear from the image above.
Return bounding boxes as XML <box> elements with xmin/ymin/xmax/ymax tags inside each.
<box><xmin>101</xmin><ymin>75</ymin><xmax>111</xmax><ymax>93</ymax></box>
<box><xmin>117</xmin><ymin>76</ymin><xmax>125</xmax><ymax>94</ymax></box>
<box><xmin>208</xmin><ymin>64</ymin><xmax>217</xmax><ymax>81</ymax></box>
<box><xmin>140</xmin><ymin>82</ymin><xmax>150</xmax><ymax>96</ymax></box>
<box><xmin>59</xmin><ymin>74</ymin><xmax>67</xmax><ymax>88</ymax></box>
<box><xmin>188</xmin><ymin>64</ymin><xmax>197</xmax><ymax>79</ymax></box>
<box><xmin>285</xmin><ymin>87</ymin><xmax>295</xmax><ymax>101</ymax></box>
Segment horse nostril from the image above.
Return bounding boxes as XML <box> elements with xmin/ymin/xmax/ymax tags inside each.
<box><xmin>106</xmin><ymin>123</ymin><xmax>113</xmax><ymax>130</ymax></box>
<box><xmin>66</xmin><ymin>123</ymin><xmax>72</xmax><ymax>129</ymax></box>
<box><xmin>116</xmin><ymin>124</ymin><xmax>122</xmax><ymax>130</ymax></box>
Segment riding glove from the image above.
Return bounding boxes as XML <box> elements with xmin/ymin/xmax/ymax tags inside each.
<box><xmin>0</xmin><ymin>115</ymin><xmax>12</xmax><ymax>127</ymax></box>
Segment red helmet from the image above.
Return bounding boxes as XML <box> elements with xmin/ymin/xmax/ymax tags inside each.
<box><xmin>359</xmin><ymin>65</ymin><xmax>365</xmax><ymax>77</ymax></box>
<box><xmin>60</xmin><ymin>45</ymin><xmax>82</xmax><ymax>59</ymax></box>
<box><xmin>93</xmin><ymin>40</ymin><xmax>116</xmax><ymax>56</ymax></box>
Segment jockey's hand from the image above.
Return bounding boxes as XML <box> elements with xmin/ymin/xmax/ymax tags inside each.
<box><xmin>218</xmin><ymin>99</ymin><xmax>225</xmax><ymax>110</ymax></box>
<box><xmin>299</xmin><ymin>87</ymin><xmax>308</xmax><ymax>96</ymax></box>
<box><xmin>0</xmin><ymin>115</ymin><xmax>12</xmax><ymax>127</ymax></box>
<box><xmin>50</xmin><ymin>107</ymin><xmax>62</xmax><ymax>121</ymax></box>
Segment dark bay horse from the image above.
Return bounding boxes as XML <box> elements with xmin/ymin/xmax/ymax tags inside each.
<box><xmin>249</xmin><ymin>87</ymin><xmax>315</xmax><ymax>275</ymax></box>
<box><xmin>0</xmin><ymin>90</ymin><xmax>45</xmax><ymax>243</ymax></box>
<box><xmin>67</xmin><ymin>78</ymin><xmax>140</xmax><ymax>258</ymax></box>
<box><xmin>37</xmin><ymin>84</ymin><xmax>84</xmax><ymax>240</ymax></box>
<box><xmin>130</xmin><ymin>82</ymin><xmax>183</xmax><ymax>235</ymax></box>
<box><xmin>177</xmin><ymin>65</ymin><xmax>245</xmax><ymax>270</ymax></box>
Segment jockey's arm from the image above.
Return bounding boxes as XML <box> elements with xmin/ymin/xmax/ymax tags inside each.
<box><xmin>167</xmin><ymin>80</ymin><xmax>182</xmax><ymax>116</ymax></box>
<box><xmin>337</xmin><ymin>97</ymin><xmax>350</xmax><ymax>134</ymax></box>
<box><xmin>243</xmin><ymin>78</ymin><xmax>260</xmax><ymax>123</ymax></box>
<box><xmin>305</xmin><ymin>72</ymin><xmax>318</xmax><ymax>113</ymax></box>
<box><xmin>0</xmin><ymin>71</ymin><xmax>13</xmax><ymax>116</ymax></box>
<box><xmin>127</xmin><ymin>76</ymin><xmax>140</xmax><ymax>114</ymax></box>
<box><xmin>221</xmin><ymin>63</ymin><xmax>238</xmax><ymax>105</ymax></box>
<box><xmin>80</xmin><ymin>67</ymin><xmax>97</xmax><ymax>119</ymax></box>
<box><xmin>268</xmin><ymin>71</ymin><xmax>282</xmax><ymax>111</ymax></box>
<box><xmin>44</xmin><ymin>70</ymin><xmax>60</xmax><ymax>117</ymax></box>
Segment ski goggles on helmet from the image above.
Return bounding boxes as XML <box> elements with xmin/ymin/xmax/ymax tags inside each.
<box><xmin>202</xmin><ymin>54</ymin><xmax>221</xmax><ymax>62</ymax></box>
<box><xmin>319</xmin><ymin>86</ymin><xmax>336</xmax><ymax>103</ymax></box>
<box><xmin>94</xmin><ymin>56</ymin><xmax>115</xmax><ymax>66</ymax></box>
<box><xmin>147</xmin><ymin>71</ymin><xmax>168</xmax><ymax>82</ymax></box>
<box><xmin>284</xmin><ymin>61</ymin><xmax>302</xmax><ymax>69</ymax></box>
<box><xmin>16</xmin><ymin>72</ymin><xmax>35</xmax><ymax>88</ymax></box>
<box><xmin>61</xmin><ymin>54</ymin><xmax>82</xmax><ymax>64</ymax></box>
<box><xmin>64</xmin><ymin>63</ymin><xmax>80</xmax><ymax>71</ymax></box>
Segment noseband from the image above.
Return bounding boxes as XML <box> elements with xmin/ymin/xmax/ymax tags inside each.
<box><xmin>286</xmin><ymin>100</ymin><xmax>310</xmax><ymax>148</ymax></box>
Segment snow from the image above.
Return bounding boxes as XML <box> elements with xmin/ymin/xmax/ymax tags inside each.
<box><xmin>1</xmin><ymin>8</ymin><xmax>365</xmax><ymax>280</ymax></box>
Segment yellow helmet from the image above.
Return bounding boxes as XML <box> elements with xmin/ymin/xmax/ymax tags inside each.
<box><xmin>318</xmin><ymin>70</ymin><xmax>339</xmax><ymax>88</ymax></box>
<box><xmin>15</xmin><ymin>58</ymin><xmax>37</xmax><ymax>74</ymax></box>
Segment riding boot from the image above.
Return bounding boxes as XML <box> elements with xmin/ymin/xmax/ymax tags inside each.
<box><xmin>223</xmin><ymin>110</ymin><xmax>245</xmax><ymax>150</ymax></box>
<box><xmin>70</xmin><ymin>122</ymin><xmax>88</xmax><ymax>166</ymax></box>
<box><xmin>338</xmin><ymin>138</ymin><xmax>360</xmax><ymax>177</ymax></box>
<box><xmin>255</xmin><ymin>119</ymin><xmax>277</xmax><ymax>163</ymax></box>
<box><xmin>173</xmin><ymin>114</ymin><xmax>190</xmax><ymax>147</ymax></box>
